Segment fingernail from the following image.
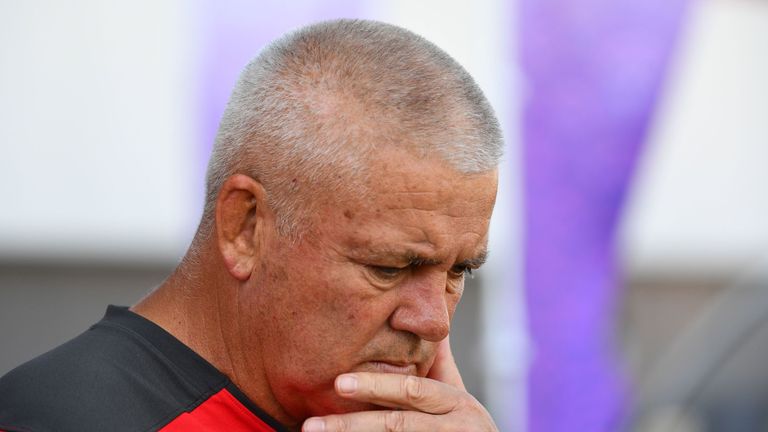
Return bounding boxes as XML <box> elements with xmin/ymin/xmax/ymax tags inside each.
<box><xmin>303</xmin><ymin>417</ymin><xmax>325</xmax><ymax>432</ymax></box>
<box><xmin>337</xmin><ymin>374</ymin><xmax>358</xmax><ymax>393</ymax></box>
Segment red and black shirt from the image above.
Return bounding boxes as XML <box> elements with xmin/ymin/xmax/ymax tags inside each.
<box><xmin>0</xmin><ymin>306</ymin><xmax>288</xmax><ymax>432</ymax></box>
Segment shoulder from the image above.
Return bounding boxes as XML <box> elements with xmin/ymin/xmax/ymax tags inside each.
<box><xmin>0</xmin><ymin>320</ymin><xmax>190</xmax><ymax>432</ymax></box>
<box><xmin>0</xmin><ymin>327</ymin><xmax>110</xmax><ymax>431</ymax></box>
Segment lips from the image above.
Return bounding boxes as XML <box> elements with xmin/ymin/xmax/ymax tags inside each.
<box><xmin>367</xmin><ymin>361</ymin><xmax>418</xmax><ymax>375</ymax></box>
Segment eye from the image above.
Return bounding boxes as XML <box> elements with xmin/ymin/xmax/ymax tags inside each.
<box><xmin>367</xmin><ymin>265</ymin><xmax>407</xmax><ymax>282</ymax></box>
<box><xmin>449</xmin><ymin>265</ymin><xmax>473</xmax><ymax>279</ymax></box>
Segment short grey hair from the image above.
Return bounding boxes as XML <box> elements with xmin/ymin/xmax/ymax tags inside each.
<box><xmin>201</xmin><ymin>19</ymin><xmax>503</xmax><ymax>238</ymax></box>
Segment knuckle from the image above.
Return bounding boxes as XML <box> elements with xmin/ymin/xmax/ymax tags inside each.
<box><xmin>384</xmin><ymin>410</ymin><xmax>406</xmax><ymax>432</ymax></box>
<box><xmin>450</xmin><ymin>392</ymin><xmax>475</xmax><ymax>413</ymax></box>
<box><xmin>403</xmin><ymin>375</ymin><xmax>424</xmax><ymax>403</ymax></box>
<box><xmin>450</xmin><ymin>397</ymin><xmax>497</xmax><ymax>432</ymax></box>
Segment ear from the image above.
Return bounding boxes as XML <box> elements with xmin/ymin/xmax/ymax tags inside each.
<box><xmin>214</xmin><ymin>174</ymin><xmax>271</xmax><ymax>281</ymax></box>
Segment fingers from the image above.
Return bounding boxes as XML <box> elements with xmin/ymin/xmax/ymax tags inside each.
<box><xmin>303</xmin><ymin>371</ymin><xmax>500</xmax><ymax>432</ymax></box>
<box><xmin>425</xmin><ymin>335</ymin><xmax>466</xmax><ymax>391</ymax></box>
<box><xmin>333</xmin><ymin>373</ymin><xmax>462</xmax><ymax>414</ymax></box>
<box><xmin>303</xmin><ymin>410</ymin><xmax>439</xmax><ymax>432</ymax></box>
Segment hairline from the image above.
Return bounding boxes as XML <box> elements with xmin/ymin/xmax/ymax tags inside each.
<box><xmin>197</xmin><ymin>19</ymin><xmax>504</xmax><ymax>241</ymax></box>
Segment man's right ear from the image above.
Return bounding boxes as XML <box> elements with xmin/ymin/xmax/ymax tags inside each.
<box><xmin>214</xmin><ymin>174</ymin><xmax>271</xmax><ymax>281</ymax></box>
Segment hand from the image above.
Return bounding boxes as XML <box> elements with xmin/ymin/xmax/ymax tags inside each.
<box><xmin>302</xmin><ymin>337</ymin><xmax>498</xmax><ymax>431</ymax></box>
<box><xmin>425</xmin><ymin>335</ymin><xmax>466</xmax><ymax>391</ymax></box>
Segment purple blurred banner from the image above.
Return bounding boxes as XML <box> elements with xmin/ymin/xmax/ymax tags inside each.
<box><xmin>519</xmin><ymin>0</ymin><xmax>689</xmax><ymax>430</ymax></box>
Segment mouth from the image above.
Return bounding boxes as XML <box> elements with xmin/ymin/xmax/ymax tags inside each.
<box><xmin>366</xmin><ymin>361</ymin><xmax>418</xmax><ymax>376</ymax></box>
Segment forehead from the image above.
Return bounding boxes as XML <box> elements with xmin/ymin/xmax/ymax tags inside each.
<box><xmin>316</xmin><ymin>149</ymin><xmax>498</xmax><ymax>260</ymax></box>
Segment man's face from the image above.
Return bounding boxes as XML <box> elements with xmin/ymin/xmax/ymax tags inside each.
<box><xmin>240</xmin><ymin>148</ymin><xmax>498</xmax><ymax>420</ymax></box>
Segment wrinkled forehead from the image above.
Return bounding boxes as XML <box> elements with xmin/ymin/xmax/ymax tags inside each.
<box><xmin>364</xmin><ymin>149</ymin><xmax>498</xmax><ymax>211</ymax></box>
<box><xmin>316</xmin><ymin>151</ymin><xmax>498</xmax><ymax>260</ymax></box>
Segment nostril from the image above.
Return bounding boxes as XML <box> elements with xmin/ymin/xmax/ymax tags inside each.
<box><xmin>389</xmin><ymin>301</ymin><xmax>450</xmax><ymax>342</ymax></box>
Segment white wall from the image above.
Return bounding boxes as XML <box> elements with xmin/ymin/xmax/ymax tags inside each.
<box><xmin>0</xmin><ymin>1</ymin><xmax>200</xmax><ymax>262</ymax></box>
<box><xmin>622</xmin><ymin>0</ymin><xmax>768</xmax><ymax>275</ymax></box>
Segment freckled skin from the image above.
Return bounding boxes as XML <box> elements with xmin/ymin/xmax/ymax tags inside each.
<box><xmin>238</xmin><ymin>148</ymin><xmax>498</xmax><ymax>422</ymax></box>
<box><xmin>132</xmin><ymin>147</ymin><xmax>498</xmax><ymax>430</ymax></box>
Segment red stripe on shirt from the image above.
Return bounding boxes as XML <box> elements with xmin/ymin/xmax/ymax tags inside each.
<box><xmin>159</xmin><ymin>388</ymin><xmax>276</xmax><ymax>432</ymax></box>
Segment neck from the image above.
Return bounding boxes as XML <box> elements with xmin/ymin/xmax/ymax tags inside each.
<box><xmin>131</xmin><ymin>244</ymin><xmax>300</xmax><ymax>429</ymax></box>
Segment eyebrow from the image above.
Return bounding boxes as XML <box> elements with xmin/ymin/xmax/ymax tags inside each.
<box><xmin>407</xmin><ymin>255</ymin><xmax>443</xmax><ymax>267</ymax></box>
<box><xmin>454</xmin><ymin>249</ymin><xmax>489</xmax><ymax>269</ymax></box>
<box><xmin>364</xmin><ymin>247</ymin><xmax>489</xmax><ymax>269</ymax></box>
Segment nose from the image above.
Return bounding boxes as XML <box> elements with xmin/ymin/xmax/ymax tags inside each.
<box><xmin>388</xmin><ymin>271</ymin><xmax>451</xmax><ymax>342</ymax></box>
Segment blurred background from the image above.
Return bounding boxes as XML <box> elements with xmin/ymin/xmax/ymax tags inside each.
<box><xmin>1</xmin><ymin>1</ymin><xmax>766</xmax><ymax>431</ymax></box>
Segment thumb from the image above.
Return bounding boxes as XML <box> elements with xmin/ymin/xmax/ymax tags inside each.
<box><xmin>426</xmin><ymin>335</ymin><xmax>466</xmax><ymax>391</ymax></box>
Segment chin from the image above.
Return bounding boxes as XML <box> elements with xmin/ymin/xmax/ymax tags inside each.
<box><xmin>321</xmin><ymin>397</ymin><xmax>384</xmax><ymax>415</ymax></box>
<box><xmin>294</xmin><ymin>384</ymin><xmax>381</xmax><ymax>419</ymax></box>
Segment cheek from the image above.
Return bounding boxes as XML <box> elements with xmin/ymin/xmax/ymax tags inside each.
<box><xmin>249</xmin><ymin>242</ymin><xmax>396</xmax><ymax>357</ymax></box>
<box><xmin>328</xmin><ymin>283</ymin><xmax>371</xmax><ymax>321</ymax></box>
<box><xmin>446</xmin><ymin>289</ymin><xmax>463</xmax><ymax>322</ymax></box>
<box><xmin>256</xmin><ymin>264</ymin><xmax>387</xmax><ymax>356</ymax></box>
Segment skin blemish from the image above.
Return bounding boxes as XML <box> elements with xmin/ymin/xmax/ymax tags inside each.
<box><xmin>269</xmin><ymin>266</ymin><xmax>289</xmax><ymax>283</ymax></box>
<box><xmin>343</xmin><ymin>209</ymin><xmax>354</xmax><ymax>219</ymax></box>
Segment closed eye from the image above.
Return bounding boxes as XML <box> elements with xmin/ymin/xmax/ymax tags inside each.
<box><xmin>449</xmin><ymin>265</ymin><xmax>473</xmax><ymax>279</ymax></box>
<box><xmin>367</xmin><ymin>265</ymin><xmax>408</xmax><ymax>281</ymax></box>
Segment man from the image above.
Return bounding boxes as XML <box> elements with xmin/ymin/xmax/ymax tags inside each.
<box><xmin>0</xmin><ymin>19</ymin><xmax>502</xmax><ymax>431</ymax></box>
